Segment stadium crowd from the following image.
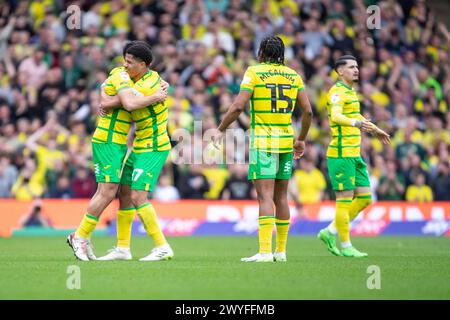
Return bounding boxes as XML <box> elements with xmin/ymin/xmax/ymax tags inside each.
<box><xmin>0</xmin><ymin>0</ymin><xmax>449</xmax><ymax>204</ymax></box>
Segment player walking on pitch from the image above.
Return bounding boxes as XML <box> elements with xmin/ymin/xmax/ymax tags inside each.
<box><xmin>317</xmin><ymin>55</ymin><xmax>390</xmax><ymax>257</ymax></box>
<box><xmin>212</xmin><ymin>36</ymin><xmax>313</xmax><ymax>262</ymax></box>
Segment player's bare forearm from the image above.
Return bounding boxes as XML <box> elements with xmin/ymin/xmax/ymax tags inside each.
<box><xmin>127</xmin><ymin>96</ymin><xmax>159</xmax><ymax>111</ymax></box>
<box><xmin>296</xmin><ymin>90</ymin><xmax>313</xmax><ymax>140</ymax></box>
<box><xmin>288</xmin><ymin>180</ymin><xmax>302</xmax><ymax>210</ymax></box>
<box><xmin>101</xmin><ymin>92</ymin><xmax>121</xmax><ymax>109</ymax></box>
<box><xmin>298</xmin><ymin>108</ymin><xmax>312</xmax><ymax>140</ymax></box>
<box><xmin>218</xmin><ymin>90</ymin><xmax>252</xmax><ymax>132</ymax></box>
<box><xmin>366</xmin><ymin>121</ymin><xmax>391</xmax><ymax>144</ymax></box>
<box><xmin>117</xmin><ymin>80</ymin><xmax>168</xmax><ymax>111</ymax></box>
<box><xmin>356</xmin><ymin>114</ymin><xmax>379</xmax><ymax>133</ymax></box>
<box><xmin>118</xmin><ymin>89</ymin><xmax>166</xmax><ymax>111</ymax></box>
<box><xmin>218</xmin><ymin>105</ymin><xmax>242</xmax><ymax>131</ymax></box>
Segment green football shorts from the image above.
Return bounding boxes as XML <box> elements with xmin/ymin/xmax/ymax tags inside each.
<box><xmin>121</xmin><ymin>150</ymin><xmax>169</xmax><ymax>191</ymax></box>
<box><xmin>92</xmin><ymin>142</ymin><xmax>128</xmax><ymax>183</ymax></box>
<box><xmin>248</xmin><ymin>150</ymin><xmax>293</xmax><ymax>180</ymax></box>
<box><xmin>327</xmin><ymin>156</ymin><xmax>371</xmax><ymax>191</ymax></box>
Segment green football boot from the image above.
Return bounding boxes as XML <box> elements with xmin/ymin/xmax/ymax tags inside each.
<box><xmin>317</xmin><ymin>228</ymin><xmax>341</xmax><ymax>256</ymax></box>
<box><xmin>341</xmin><ymin>246</ymin><xmax>368</xmax><ymax>258</ymax></box>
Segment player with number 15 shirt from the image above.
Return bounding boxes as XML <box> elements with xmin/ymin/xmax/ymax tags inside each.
<box><xmin>212</xmin><ymin>36</ymin><xmax>312</xmax><ymax>262</ymax></box>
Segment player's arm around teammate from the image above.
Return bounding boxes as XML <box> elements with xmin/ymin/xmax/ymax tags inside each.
<box><xmin>99</xmin><ymin>43</ymin><xmax>173</xmax><ymax>261</ymax></box>
<box><xmin>67</xmin><ymin>72</ymin><xmax>136</xmax><ymax>261</ymax></box>
<box><xmin>100</xmin><ymin>80</ymin><xmax>169</xmax><ymax>112</ymax></box>
<box><xmin>97</xmin><ymin>79</ymin><xmax>169</xmax><ymax>261</ymax></box>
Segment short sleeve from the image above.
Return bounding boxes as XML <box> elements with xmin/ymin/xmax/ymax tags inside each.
<box><xmin>240</xmin><ymin>68</ymin><xmax>256</xmax><ymax>93</ymax></box>
<box><xmin>113</xmin><ymin>71</ymin><xmax>133</xmax><ymax>92</ymax></box>
<box><xmin>102</xmin><ymin>77</ymin><xmax>117</xmax><ymax>96</ymax></box>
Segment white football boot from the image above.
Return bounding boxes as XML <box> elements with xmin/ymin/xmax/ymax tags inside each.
<box><xmin>97</xmin><ymin>247</ymin><xmax>132</xmax><ymax>261</ymax></box>
<box><xmin>86</xmin><ymin>238</ymin><xmax>97</xmax><ymax>260</ymax></box>
<box><xmin>67</xmin><ymin>233</ymin><xmax>89</xmax><ymax>261</ymax></box>
<box><xmin>273</xmin><ymin>252</ymin><xmax>287</xmax><ymax>262</ymax></box>
<box><xmin>139</xmin><ymin>244</ymin><xmax>174</xmax><ymax>261</ymax></box>
<box><xmin>241</xmin><ymin>252</ymin><xmax>274</xmax><ymax>262</ymax></box>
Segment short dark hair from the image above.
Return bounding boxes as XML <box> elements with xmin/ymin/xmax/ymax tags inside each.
<box><xmin>122</xmin><ymin>40</ymin><xmax>152</xmax><ymax>57</ymax></box>
<box><xmin>125</xmin><ymin>43</ymin><xmax>153</xmax><ymax>66</ymax></box>
<box><xmin>258</xmin><ymin>36</ymin><xmax>285</xmax><ymax>65</ymax></box>
<box><xmin>334</xmin><ymin>55</ymin><xmax>357</xmax><ymax>71</ymax></box>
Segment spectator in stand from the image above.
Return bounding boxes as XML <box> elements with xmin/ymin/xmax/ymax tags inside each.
<box><xmin>178</xmin><ymin>164</ymin><xmax>210</xmax><ymax>199</ymax></box>
<box><xmin>0</xmin><ymin>1</ymin><xmax>449</xmax><ymax>201</ymax></box>
<box><xmin>220</xmin><ymin>164</ymin><xmax>255</xmax><ymax>200</ymax></box>
<box><xmin>21</xmin><ymin>200</ymin><xmax>51</xmax><ymax>227</ymax></box>
<box><xmin>11</xmin><ymin>158</ymin><xmax>43</xmax><ymax>201</ymax></box>
<box><xmin>153</xmin><ymin>174</ymin><xmax>180</xmax><ymax>202</ymax></box>
<box><xmin>405</xmin><ymin>173</ymin><xmax>433</xmax><ymax>202</ymax></box>
<box><xmin>291</xmin><ymin>157</ymin><xmax>326</xmax><ymax>205</ymax></box>
<box><xmin>432</xmin><ymin>162</ymin><xmax>450</xmax><ymax>201</ymax></box>
<box><xmin>0</xmin><ymin>153</ymin><xmax>18</xmax><ymax>197</ymax></box>
<box><xmin>49</xmin><ymin>175</ymin><xmax>73</xmax><ymax>199</ymax></box>
<box><xmin>18</xmin><ymin>46</ymin><xmax>48</xmax><ymax>89</ymax></box>
<box><xmin>378</xmin><ymin>161</ymin><xmax>405</xmax><ymax>201</ymax></box>
<box><xmin>71</xmin><ymin>167</ymin><xmax>96</xmax><ymax>198</ymax></box>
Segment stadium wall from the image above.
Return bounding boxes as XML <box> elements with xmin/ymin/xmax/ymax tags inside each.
<box><xmin>1</xmin><ymin>200</ymin><xmax>449</xmax><ymax>237</ymax></box>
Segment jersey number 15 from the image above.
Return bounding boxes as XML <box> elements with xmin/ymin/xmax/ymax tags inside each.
<box><xmin>266</xmin><ymin>83</ymin><xmax>293</xmax><ymax>113</ymax></box>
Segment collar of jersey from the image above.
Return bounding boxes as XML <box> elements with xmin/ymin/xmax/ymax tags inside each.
<box><xmin>337</xmin><ymin>81</ymin><xmax>353</xmax><ymax>90</ymax></box>
<box><xmin>134</xmin><ymin>70</ymin><xmax>152</xmax><ymax>83</ymax></box>
<box><xmin>258</xmin><ymin>62</ymin><xmax>283</xmax><ymax>66</ymax></box>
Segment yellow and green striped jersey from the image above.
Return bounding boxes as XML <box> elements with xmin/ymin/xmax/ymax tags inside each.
<box><xmin>240</xmin><ymin>63</ymin><xmax>304</xmax><ymax>153</ymax></box>
<box><xmin>92</xmin><ymin>67</ymin><xmax>132</xmax><ymax>145</ymax></box>
<box><xmin>326</xmin><ymin>81</ymin><xmax>362</xmax><ymax>158</ymax></box>
<box><xmin>130</xmin><ymin>70</ymin><xmax>171</xmax><ymax>153</ymax></box>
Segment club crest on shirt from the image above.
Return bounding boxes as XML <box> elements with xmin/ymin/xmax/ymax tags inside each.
<box><xmin>132</xmin><ymin>88</ymin><xmax>144</xmax><ymax>97</ymax></box>
<box><xmin>241</xmin><ymin>76</ymin><xmax>251</xmax><ymax>85</ymax></box>
<box><xmin>331</xmin><ymin>94</ymin><xmax>340</xmax><ymax>103</ymax></box>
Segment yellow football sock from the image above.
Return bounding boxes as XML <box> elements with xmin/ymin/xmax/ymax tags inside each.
<box><xmin>75</xmin><ymin>213</ymin><xmax>98</xmax><ymax>239</ymax></box>
<box><xmin>136</xmin><ymin>203</ymin><xmax>167</xmax><ymax>247</ymax></box>
<box><xmin>275</xmin><ymin>219</ymin><xmax>290</xmax><ymax>253</ymax></box>
<box><xmin>349</xmin><ymin>193</ymin><xmax>372</xmax><ymax>221</ymax></box>
<box><xmin>335</xmin><ymin>198</ymin><xmax>352</xmax><ymax>243</ymax></box>
<box><xmin>331</xmin><ymin>193</ymin><xmax>373</xmax><ymax>230</ymax></box>
<box><xmin>116</xmin><ymin>207</ymin><xmax>135</xmax><ymax>249</ymax></box>
<box><xmin>258</xmin><ymin>216</ymin><xmax>275</xmax><ymax>253</ymax></box>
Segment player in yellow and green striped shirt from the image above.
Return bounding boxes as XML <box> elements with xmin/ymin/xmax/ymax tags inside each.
<box><xmin>317</xmin><ymin>55</ymin><xmax>391</xmax><ymax>258</ymax></box>
<box><xmin>212</xmin><ymin>36</ymin><xmax>313</xmax><ymax>262</ymax></box>
<box><xmin>67</xmin><ymin>42</ymin><xmax>169</xmax><ymax>261</ymax></box>
<box><xmin>96</xmin><ymin>42</ymin><xmax>174</xmax><ymax>261</ymax></box>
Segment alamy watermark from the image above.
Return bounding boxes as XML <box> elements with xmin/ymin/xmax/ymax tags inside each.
<box><xmin>366</xmin><ymin>265</ymin><xmax>381</xmax><ymax>290</ymax></box>
<box><xmin>169</xmin><ymin>122</ymin><xmax>293</xmax><ymax>171</ymax></box>
<box><xmin>171</xmin><ymin>123</ymin><xmax>249</xmax><ymax>166</ymax></box>
<box><xmin>66</xmin><ymin>265</ymin><xmax>81</xmax><ymax>290</ymax></box>
<box><xmin>366</xmin><ymin>5</ymin><xmax>381</xmax><ymax>30</ymax></box>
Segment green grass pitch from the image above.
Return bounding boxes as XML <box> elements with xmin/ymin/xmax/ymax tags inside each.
<box><xmin>0</xmin><ymin>236</ymin><xmax>449</xmax><ymax>299</ymax></box>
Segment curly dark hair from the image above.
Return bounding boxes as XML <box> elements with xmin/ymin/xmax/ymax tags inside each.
<box><xmin>257</xmin><ymin>36</ymin><xmax>285</xmax><ymax>65</ymax></box>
